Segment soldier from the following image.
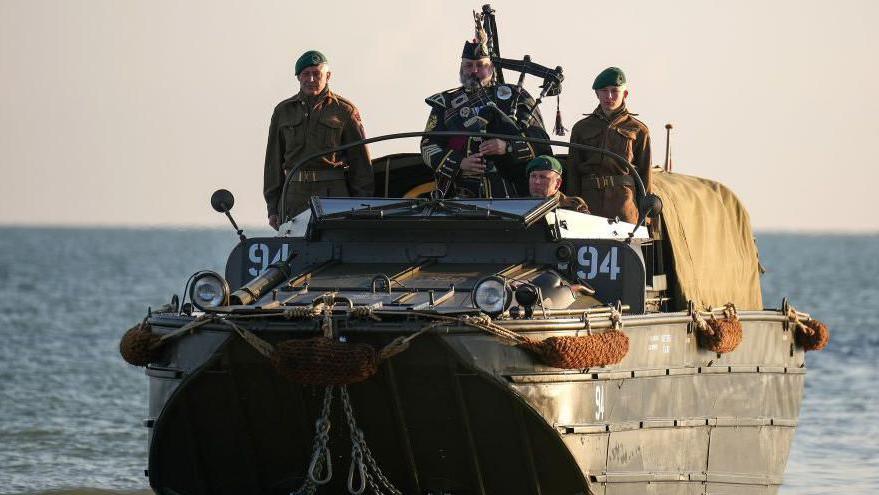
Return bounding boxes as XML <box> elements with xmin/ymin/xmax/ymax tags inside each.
<box><xmin>527</xmin><ymin>155</ymin><xmax>589</xmax><ymax>213</ymax></box>
<box><xmin>420</xmin><ymin>40</ymin><xmax>552</xmax><ymax>198</ymax></box>
<box><xmin>263</xmin><ymin>50</ymin><xmax>373</xmax><ymax>230</ymax></box>
<box><xmin>566</xmin><ymin>67</ymin><xmax>651</xmax><ymax>224</ymax></box>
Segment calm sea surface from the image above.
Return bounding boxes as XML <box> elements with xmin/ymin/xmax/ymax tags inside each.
<box><xmin>0</xmin><ymin>228</ymin><xmax>876</xmax><ymax>494</ymax></box>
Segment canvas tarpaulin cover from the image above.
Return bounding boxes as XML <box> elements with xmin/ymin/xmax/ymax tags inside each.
<box><xmin>651</xmin><ymin>170</ymin><xmax>762</xmax><ymax>310</ymax></box>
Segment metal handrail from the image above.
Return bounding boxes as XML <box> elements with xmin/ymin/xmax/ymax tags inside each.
<box><xmin>278</xmin><ymin>131</ymin><xmax>646</xmax><ymax>223</ymax></box>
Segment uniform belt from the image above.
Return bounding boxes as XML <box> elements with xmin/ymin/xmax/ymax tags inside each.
<box><xmin>287</xmin><ymin>169</ymin><xmax>347</xmax><ymax>182</ymax></box>
<box><xmin>582</xmin><ymin>174</ymin><xmax>635</xmax><ymax>189</ymax></box>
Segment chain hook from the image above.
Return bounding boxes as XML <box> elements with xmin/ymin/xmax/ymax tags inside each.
<box><xmin>307</xmin><ymin>442</ymin><xmax>333</xmax><ymax>485</ymax></box>
<box><xmin>347</xmin><ymin>442</ymin><xmax>367</xmax><ymax>494</ymax></box>
<box><xmin>292</xmin><ymin>386</ymin><xmax>335</xmax><ymax>494</ymax></box>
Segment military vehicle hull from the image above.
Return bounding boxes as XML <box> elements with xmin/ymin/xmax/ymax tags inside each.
<box><xmin>125</xmin><ymin>145</ymin><xmax>825</xmax><ymax>494</ymax></box>
<box><xmin>125</xmin><ymin>4</ymin><xmax>826</xmax><ymax>489</ymax></box>
<box><xmin>143</xmin><ymin>308</ymin><xmax>803</xmax><ymax>495</ymax></box>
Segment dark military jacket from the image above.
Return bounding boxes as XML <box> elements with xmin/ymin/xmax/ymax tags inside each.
<box><xmin>420</xmin><ymin>84</ymin><xmax>552</xmax><ymax>198</ymax></box>
<box><xmin>566</xmin><ymin>104</ymin><xmax>651</xmax><ymax>197</ymax></box>
<box><xmin>263</xmin><ymin>89</ymin><xmax>372</xmax><ymax>216</ymax></box>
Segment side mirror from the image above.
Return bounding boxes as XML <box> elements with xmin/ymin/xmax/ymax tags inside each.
<box><xmin>210</xmin><ymin>189</ymin><xmax>246</xmax><ymax>242</ymax></box>
<box><xmin>211</xmin><ymin>189</ymin><xmax>235</xmax><ymax>213</ymax></box>
<box><xmin>639</xmin><ymin>193</ymin><xmax>663</xmax><ymax>218</ymax></box>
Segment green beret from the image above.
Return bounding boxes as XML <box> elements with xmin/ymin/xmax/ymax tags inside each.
<box><xmin>526</xmin><ymin>155</ymin><xmax>563</xmax><ymax>175</ymax></box>
<box><xmin>592</xmin><ymin>67</ymin><xmax>626</xmax><ymax>90</ymax></box>
<box><xmin>295</xmin><ymin>50</ymin><xmax>328</xmax><ymax>75</ymax></box>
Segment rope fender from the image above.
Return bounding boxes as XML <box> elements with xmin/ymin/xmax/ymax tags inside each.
<box><xmin>121</xmin><ymin>307</ymin><xmax>632</xmax><ymax>373</ymax></box>
<box><xmin>456</xmin><ymin>310</ymin><xmax>630</xmax><ymax>369</ymax></box>
<box><xmin>223</xmin><ymin>309</ymin><xmax>435</xmax><ymax>386</ymax></box>
<box><xmin>119</xmin><ymin>315</ymin><xmax>212</xmax><ymax>366</ymax></box>
<box><xmin>787</xmin><ymin>306</ymin><xmax>830</xmax><ymax>351</ymax></box>
<box><xmin>119</xmin><ymin>303</ymin><xmax>425</xmax><ymax>385</ymax></box>
<box><xmin>119</xmin><ymin>318</ymin><xmax>160</xmax><ymax>367</ymax></box>
<box><xmin>518</xmin><ymin>331</ymin><xmax>629</xmax><ymax>369</ymax></box>
<box><xmin>693</xmin><ymin>303</ymin><xmax>742</xmax><ymax>354</ymax></box>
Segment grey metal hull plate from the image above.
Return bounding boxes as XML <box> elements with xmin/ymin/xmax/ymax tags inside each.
<box><xmin>142</xmin><ymin>313</ymin><xmax>804</xmax><ymax>494</ymax></box>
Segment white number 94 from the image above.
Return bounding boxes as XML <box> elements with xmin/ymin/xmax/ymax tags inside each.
<box><xmin>576</xmin><ymin>246</ymin><xmax>621</xmax><ymax>281</ymax></box>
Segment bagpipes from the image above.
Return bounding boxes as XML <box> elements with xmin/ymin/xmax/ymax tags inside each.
<box><xmin>445</xmin><ymin>6</ymin><xmax>566</xmax><ymax>137</ymax></box>
<box><xmin>430</xmin><ymin>92</ymin><xmax>542</xmax><ymax>199</ymax></box>
<box><xmin>433</xmin><ymin>5</ymin><xmax>567</xmax><ymax>199</ymax></box>
<box><xmin>431</xmin><ymin>85</ymin><xmax>523</xmax><ymax>199</ymax></box>
<box><xmin>477</xmin><ymin>5</ymin><xmax>566</xmax><ymax>136</ymax></box>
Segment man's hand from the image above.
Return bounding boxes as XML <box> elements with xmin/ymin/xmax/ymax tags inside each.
<box><xmin>460</xmin><ymin>152</ymin><xmax>486</xmax><ymax>176</ymax></box>
<box><xmin>479</xmin><ymin>138</ymin><xmax>508</xmax><ymax>156</ymax></box>
<box><xmin>268</xmin><ymin>214</ymin><xmax>280</xmax><ymax>231</ymax></box>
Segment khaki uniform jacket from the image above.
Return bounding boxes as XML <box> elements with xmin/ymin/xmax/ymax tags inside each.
<box><xmin>263</xmin><ymin>89</ymin><xmax>372</xmax><ymax>216</ymax></box>
<box><xmin>556</xmin><ymin>191</ymin><xmax>590</xmax><ymax>213</ymax></box>
<box><xmin>566</xmin><ymin>105</ymin><xmax>651</xmax><ymax>197</ymax></box>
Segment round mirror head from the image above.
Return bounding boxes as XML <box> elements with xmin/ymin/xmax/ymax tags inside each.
<box><xmin>639</xmin><ymin>193</ymin><xmax>663</xmax><ymax>218</ymax></box>
<box><xmin>210</xmin><ymin>189</ymin><xmax>235</xmax><ymax>213</ymax></box>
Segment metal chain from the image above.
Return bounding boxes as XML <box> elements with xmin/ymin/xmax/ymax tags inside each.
<box><xmin>340</xmin><ymin>386</ymin><xmax>403</xmax><ymax>495</ymax></box>
<box><xmin>291</xmin><ymin>386</ymin><xmax>335</xmax><ymax>495</ymax></box>
<box><xmin>290</xmin><ymin>386</ymin><xmax>401</xmax><ymax>495</ymax></box>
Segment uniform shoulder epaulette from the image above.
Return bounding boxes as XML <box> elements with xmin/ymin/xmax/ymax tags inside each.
<box><xmin>425</xmin><ymin>88</ymin><xmax>459</xmax><ymax>109</ymax></box>
<box><xmin>571</xmin><ymin>114</ymin><xmax>599</xmax><ymax>129</ymax></box>
<box><xmin>275</xmin><ymin>95</ymin><xmax>300</xmax><ymax>110</ymax></box>
<box><xmin>329</xmin><ymin>93</ymin><xmax>359</xmax><ymax>113</ymax></box>
<box><xmin>626</xmin><ymin>114</ymin><xmax>650</xmax><ymax>131</ymax></box>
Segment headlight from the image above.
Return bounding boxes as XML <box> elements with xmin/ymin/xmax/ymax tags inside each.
<box><xmin>189</xmin><ymin>271</ymin><xmax>230</xmax><ymax>311</ymax></box>
<box><xmin>472</xmin><ymin>276</ymin><xmax>512</xmax><ymax>315</ymax></box>
<box><xmin>514</xmin><ymin>284</ymin><xmax>539</xmax><ymax>307</ymax></box>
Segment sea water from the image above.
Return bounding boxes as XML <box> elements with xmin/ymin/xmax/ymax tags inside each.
<box><xmin>0</xmin><ymin>228</ymin><xmax>875</xmax><ymax>494</ymax></box>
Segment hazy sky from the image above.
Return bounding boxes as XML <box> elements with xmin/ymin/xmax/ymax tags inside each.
<box><xmin>1</xmin><ymin>0</ymin><xmax>877</xmax><ymax>231</ymax></box>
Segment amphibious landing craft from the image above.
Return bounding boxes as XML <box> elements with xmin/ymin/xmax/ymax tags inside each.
<box><xmin>120</xmin><ymin>6</ymin><xmax>828</xmax><ymax>495</ymax></box>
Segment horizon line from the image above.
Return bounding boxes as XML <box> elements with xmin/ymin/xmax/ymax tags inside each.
<box><xmin>0</xmin><ymin>222</ymin><xmax>877</xmax><ymax>235</ymax></box>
